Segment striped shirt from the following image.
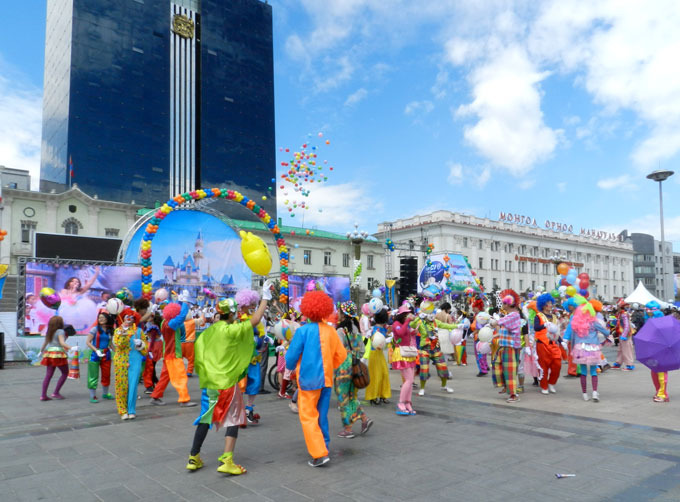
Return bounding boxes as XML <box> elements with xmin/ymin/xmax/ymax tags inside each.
<box><xmin>497</xmin><ymin>311</ymin><xmax>522</xmax><ymax>348</ymax></box>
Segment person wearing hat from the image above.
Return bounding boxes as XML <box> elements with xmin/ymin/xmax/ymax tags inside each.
<box><xmin>112</xmin><ymin>308</ymin><xmax>147</xmax><ymax>420</ymax></box>
<box><xmin>534</xmin><ymin>293</ymin><xmax>562</xmax><ymax>394</ymax></box>
<box><xmin>391</xmin><ymin>303</ymin><xmax>418</xmax><ymax>415</ymax></box>
<box><xmin>334</xmin><ymin>301</ymin><xmax>374</xmax><ymax>436</ymax></box>
<box><xmin>186</xmin><ymin>281</ymin><xmax>272</xmax><ymax>475</ymax></box>
<box><xmin>613</xmin><ymin>301</ymin><xmax>635</xmax><ymax>371</ymax></box>
<box><xmin>410</xmin><ymin>300</ymin><xmax>459</xmax><ymax>396</ymax></box>
<box><xmin>285</xmin><ymin>291</ymin><xmax>348</xmax><ymax>467</ymax></box>
<box><xmin>491</xmin><ymin>290</ymin><xmax>523</xmax><ymax>403</ymax></box>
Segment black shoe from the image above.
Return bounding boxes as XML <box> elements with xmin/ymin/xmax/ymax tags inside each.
<box><xmin>476</xmin><ymin>372</ymin><xmax>487</xmax><ymax>377</ymax></box>
<box><xmin>380</xmin><ymin>398</ymin><xmax>390</xmax><ymax>404</ymax></box>
<box><xmin>150</xmin><ymin>398</ymin><xmax>166</xmax><ymax>406</ymax></box>
<box><xmin>258</xmin><ymin>389</ymin><xmax>271</xmax><ymax>395</ymax></box>
<box><xmin>308</xmin><ymin>456</ymin><xmax>330</xmax><ymax>467</ymax></box>
<box><xmin>144</xmin><ymin>387</ymin><xmax>154</xmax><ymax>395</ymax></box>
<box><xmin>370</xmin><ymin>399</ymin><xmax>380</xmax><ymax>406</ymax></box>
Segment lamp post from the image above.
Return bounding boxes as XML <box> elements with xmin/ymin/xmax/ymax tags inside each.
<box><xmin>346</xmin><ymin>223</ymin><xmax>369</xmax><ymax>302</ymax></box>
<box><xmin>646</xmin><ymin>169</ymin><xmax>674</xmax><ymax>300</ymax></box>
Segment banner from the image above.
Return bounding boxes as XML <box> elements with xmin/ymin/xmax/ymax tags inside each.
<box><xmin>25</xmin><ymin>263</ymin><xmax>141</xmax><ymax>335</ymax></box>
<box><xmin>287</xmin><ymin>275</ymin><xmax>350</xmax><ymax>312</ymax></box>
<box><xmin>417</xmin><ymin>253</ymin><xmax>480</xmax><ymax>294</ymax></box>
<box><xmin>124</xmin><ymin>209</ymin><xmax>251</xmax><ymax>303</ymax></box>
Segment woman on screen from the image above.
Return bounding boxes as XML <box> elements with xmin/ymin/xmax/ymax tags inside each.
<box><xmin>58</xmin><ymin>266</ymin><xmax>100</xmax><ymax>333</ymax></box>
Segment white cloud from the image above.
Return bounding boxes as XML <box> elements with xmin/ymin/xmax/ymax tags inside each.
<box><xmin>596</xmin><ymin>174</ymin><xmax>638</xmax><ymax>191</ymax></box>
<box><xmin>454</xmin><ymin>46</ymin><xmax>559</xmax><ymax>175</ymax></box>
<box><xmin>476</xmin><ymin>167</ymin><xmax>491</xmax><ymax>188</ymax></box>
<box><xmin>0</xmin><ymin>64</ymin><xmax>42</xmax><ymax>190</ymax></box>
<box><xmin>277</xmin><ymin>181</ymin><xmax>381</xmax><ymax>229</ymax></box>
<box><xmin>518</xmin><ymin>179</ymin><xmax>535</xmax><ymax>190</ymax></box>
<box><xmin>344</xmin><ymin>88</ymin><xmax>368</xmax><ymax>107</ymax></box>
<box><xmin>557</xmin><ymin>181</ymin><xmax>567</xmax><ymax>192</ymax></box>
<box><xmin>447</xmin><ymin>162</ymin><xmax>464</xmax><ymax>185</ymax></box>
<box><xmin>604</xmin><ymin>213</ymin><xmax>680</xmax><ymax>249</ymax></box>
<box><xmin>404</xmin><ymin>100</ymin><xmax>434</xmax><ymax>116</ymax></box>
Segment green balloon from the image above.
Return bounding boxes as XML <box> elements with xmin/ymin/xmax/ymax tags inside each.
<box><xmin>550</xmin><ymin>289</ymin><xmax>560</xmax><ymax>299</ymax></box>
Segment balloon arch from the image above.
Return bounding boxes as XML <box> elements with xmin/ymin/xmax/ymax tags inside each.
<box><xmin>138</xmin><ymin>188</ymin><xmax>289</xmax><ymax>304</ymax></box>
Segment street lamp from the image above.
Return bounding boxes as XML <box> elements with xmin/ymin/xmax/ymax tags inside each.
<box><xmin>646</xmin><ymin>169</ymin><xmax>674</xmax><ymax>300</ymax></box>
<box><xmin>346</xmin><ymin>223</ymin><xmax>369</xmax><ymax>301</ymax></box>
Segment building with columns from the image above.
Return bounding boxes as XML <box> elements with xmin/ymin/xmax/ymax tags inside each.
<box><xmin>1</xmin><ymin>184</ymin><xmax>141</xmax><ymax>275</ymax></box>
<box><xmin>376</xmin><ymin>210</ymin><xmax>635</xmax><ymax>302</ymax></box>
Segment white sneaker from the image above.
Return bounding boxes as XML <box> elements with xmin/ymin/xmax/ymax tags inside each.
<box><xmin>418</xmin><ymin>389</ymin><xmax>425</xmax><ymax>396</ymax></box>
<box><xmin>441</xmin><ymin>386</ymin><xmax>454</xmax><ymax>393</ymax></box>
<box><xmin>592</xmin><ymin>391</ymin><xmax>599</xmax><ymax>402</ymax></box>
<box><xmin>548</xmin><ymin>384</ymin><xmax>557</xmax><ymax>394</ymax></box>
<box><xmin>582</xmin><ymin>393</ymin><xmax>590</xmax><ymax>401</ymax></box>
<box><xmin>541</xmin><ymin>389</ymin><xmax>549</xmax><ymax>395</ymax></box>
<box><xmin>121</xmin><ymin>414</ymin><xmax>129</xmax><ymax>420</ymax></box>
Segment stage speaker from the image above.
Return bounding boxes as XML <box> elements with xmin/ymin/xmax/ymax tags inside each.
<box><xmin>399</xmin><ymin>257</ymin><xmax>418</xmax><ymax>300</ymax></box>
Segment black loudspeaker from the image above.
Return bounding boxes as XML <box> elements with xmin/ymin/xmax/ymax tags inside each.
<box><xmin>399</xmin><ymin>257</ymin><xmax>418</xmax><ymax>301</ymax></box>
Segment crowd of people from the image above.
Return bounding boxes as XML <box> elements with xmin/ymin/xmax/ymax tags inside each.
<box><xmin>35</xmin><ymin>282</ymin><xmax>680</xmax><ymax>473</ymax></box>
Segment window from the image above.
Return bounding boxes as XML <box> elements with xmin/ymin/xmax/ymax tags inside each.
<box><xmin>342</xmin><ymin>253</ymin><xmax>350</xmax><ymax>268</ymax></box>
<box><xmin>304</xmin><ymin>250</ymin><xmax>311</xmax><ymax>265</ymax></box>
<box><xmin>324</xmin><ymin>251</ymin><xmax>332</xmax><ymax>266</ymax></box>
<box><xmin>621</xmin><ymin>271</ymin><xmax>624</xmax><ymax>280</ymax></box>
<box><xmin>543</xmin><ymin>281</ymin><xmax>547</xmax><ymax>290</ymax></box>
<box><xmin>531</xmin><ymin>280</ymin><xmax>536</xmax><ymax>290</ymax></box>
<box><xmin>21</xmin><ymin>221</ymin><xmax>36</xmax><ymax>243</ymax></box>
<box><xmin>367</xmin><ymin>255</ymin><xmax>374</xmax><ymax>270</ymax></box>
<box><xmin>492</xmin><ymin>277</ymin><xmax>498</xmax><ymax>289</ymax></box>
<box><xmin>614</xmin><ymin>285</ymin><xmax>617</xmax><ymax>296</ymax></box>
<box><xmin>530</xmin><ymin>262</ymin><xmax>537</xmax><ymax>274</ymax></box>
<box><xmin>479</xmin><ymin>239</ymin><xmax>483</xmax><ymax>248</ymax></box>
<box><xmin>542</xmin><ymin>263</ymin><xmax>550</xmax><ymax>274</ymax></box>
<box><xmin>463</xmin><ymin>237</ymin><xmax>468</xmax><ymax>248</ymax></box>
<box><xmin>479</xmin><ymin>257</ymin><xmax>484</xmax><ymax>269</ymax></box>
<box><xmin>506</xmin><ymin>279</ymin><xmax>511</xmax><ymax>288</ymax></box>
<box><xmin>519</xmin><ymin>279</ymin><xmax>524</xmax><ymax>290</ymax></box>
<box><xmin>518</xmin><ymin>261</ymin><xmax>526</xmax><ymax>273</ymax></box>
<box><xmin>604</xmin><ymin>285</ymin><xmax>608</xmax><ymax>295</ymax></box>
<box><xmin>505</xmin><ymin>260</ymin><xmax>512</xmax><ymax>272</ymax></box>
<box><xmin>62</xmin><ymin>217</ymin><xmax>82</xmax><ymax>235</ymax></box>
<box><xmin>105</xmin><ymin>228</ymin><xmax>119</xmax><ymax>237</ymax></box>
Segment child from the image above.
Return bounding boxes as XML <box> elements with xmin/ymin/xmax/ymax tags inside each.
<box><xmin>39</xmin><ymin>316</ymin><xmax>73</xmax><ymax>401</ymax></box>
<box><xmin>85</xmin><ymin>312</ymin><xmax>115</xmax><ymax>403</ymax></box>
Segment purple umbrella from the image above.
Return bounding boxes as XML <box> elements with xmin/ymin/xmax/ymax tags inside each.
<box><xmin>633</xmin><ymin>315</ymin><xmax>680</xmax><ymax>372</ymax></box>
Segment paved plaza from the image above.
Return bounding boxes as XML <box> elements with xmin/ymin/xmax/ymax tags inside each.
<box><xmin>2</xmin><ymin>347</ymin><xmax>680</xmax><ymax>502</ymax></box>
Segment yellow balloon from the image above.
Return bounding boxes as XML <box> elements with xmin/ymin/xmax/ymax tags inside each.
<box><xmin>240</xmin><ymin>231</ymin><xmax>272</xmax><ymax>276</ymax></box>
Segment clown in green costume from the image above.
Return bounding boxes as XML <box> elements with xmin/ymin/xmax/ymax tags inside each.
<box><xmin>186</xmin><ymin>280</ymin><xmax>273</xmax><ymax>476</ymax></box>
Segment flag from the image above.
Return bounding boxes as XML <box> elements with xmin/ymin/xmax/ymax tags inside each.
<box><xmin>69</xmin><ymin>155</ymin><xmax>74</xmax><ymax>179</ymax></box>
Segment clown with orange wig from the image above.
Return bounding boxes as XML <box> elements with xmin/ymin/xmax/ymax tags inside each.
<box><xmin>285</xmin><ymin>291</ymin><xmax>347</xmax><ymax>467</ymax></box>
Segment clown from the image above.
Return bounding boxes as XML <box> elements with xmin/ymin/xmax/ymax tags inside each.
<box><xmin>410</xmin><ymin>300</ymin><xmax>458</xmax><ymax>396</ymax></box>
<box><xmin>490</xmin><ymin>290</ymin><xmax>523</xmax><ymax>403</ymax></box>
<box><xmin>286</xmin><ymin>291</ymin><xmax>347</xmax><ymax>467</ymax></box>
<box><xmin>186</xmin><ymin>281</ymin><xmax>273</xmax><ymax>475</ymax></box>
<box><xmin>112</xmin><ymin>308</ymin><xmax>147</xmax><ymax>420</ymax></box>
<box><xmin>234</xmin><ymin>289</ymin><xmax>267</xmax><ymax>424</ymax></box>
<box><xmin>613</xmin><ymin>299</ymin><xmax>636</xmax><ymax>371</ymax></box>
<box><xmin>645</xmin><ymin>301</ymin><xmax>668</xmax><ymax>402</ymax></box>
<box><xmin>534</xmin><ymin>293</ymin><xmax>562</xmax><ymax>394</ymax></box>
<box><xmin>85</xmin><ymin>312</ymin><xmax>115</xmax><ymax>403</ymax></box>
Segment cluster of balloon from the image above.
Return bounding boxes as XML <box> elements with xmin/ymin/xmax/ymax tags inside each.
<box><xmin>203</xmin><ymin>288</ymin><xmax>217</xmax><ymax>300</ymax></box>
<box><xmin>139</xmin><ymin>188</ymin><xmax>289</xmax><ymax>304</ymax></box>
<box><xmin>554</xmin><ymin>262</ymin><xmax>590</xmax><ymax>298</ymax></box>
<box><xmin>39</xmin><ymin>287</ymin><xmax>61</xmax><ymax>310</ymax></box>
<box><xmin>425</xmin><ymin>243</ymin><xmax>434</xmax><ymax>266</ymax></box>
<box><xmin>353</xmin><ymin>261</ymin><xmax>362</xmax><ymax>286</ymax></box>
<box><xmin>278</xmin><ymin>132</ymin><xmax>333</xmax><ymax>218</ymax></box>
<box><xmin>0</xmin><ymin>229</ymin><xmax>7</xmax><ymax>241</ymax></box>
<box><xmin>385</xmin><ymin>239</ymin><xmax>395</xmax><ymax>252</ymax></box>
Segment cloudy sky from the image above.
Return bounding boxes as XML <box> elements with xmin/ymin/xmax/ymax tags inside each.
<box><xmin>2</xmin><ymin>1</ymin><xmax>680</xmax><ymax>249</ymax></box>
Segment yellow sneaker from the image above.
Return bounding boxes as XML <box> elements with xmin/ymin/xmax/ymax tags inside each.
<box><xmin>186</xmin><ymin>454</ymin><xmax>203</xmax><ymax>471</ymax></box>
<box><xmin>217</xmin><ymin>453</ymin><xmax>246</xmax><ymax>475</ymax></box>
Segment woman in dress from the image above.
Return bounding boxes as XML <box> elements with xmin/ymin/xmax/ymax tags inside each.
<box><xmin>58</xmin><ymin>267</ymin><xmax>100</xmax><ymax>332</ymax></box>
<box><xmin>364</xmin><ymin>308</ymin><xmax>392</xmax><ymax>405</ymax></box>
<box><xmin>391</xmin><ymin>303</ymin><xmax>418</xmax><ymax>415</ymax></box>
<box><xmin>39</xmin><ymin>316</ymin><xmax>72</xmax><ymax>401</ymax></box>
<box><xmin>334</xmin><ymin>301</ymin><xmax>373</xmax><ymax>438</ymax></box>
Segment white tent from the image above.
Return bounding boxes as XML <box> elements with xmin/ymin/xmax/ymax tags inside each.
<box><xmin>624</xmin><ymin>281</ymin><xmax>670</xmax><ymax>308</ymax></box>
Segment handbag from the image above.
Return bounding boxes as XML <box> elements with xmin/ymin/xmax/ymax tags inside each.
<box><xmin>398</xmin><ymin>345</ymin><xmax>418</xmax><ymax>358</ymax></box>
<box><xmin>343</xmin><ymin>330</ymin><xmax>370</xmax><ymax>389</ymax></box>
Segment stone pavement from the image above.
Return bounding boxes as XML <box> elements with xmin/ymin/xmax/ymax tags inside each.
<box><xmin>1</xmin><ymin>346</ymin><xmax>680</xmax><ymax>502</ymax></box>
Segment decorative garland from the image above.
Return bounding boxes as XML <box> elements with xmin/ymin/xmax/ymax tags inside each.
<box><xmin>139</xmin><ymin>188</ymin><xmax>288</xmax><ymax>304</ymax></box>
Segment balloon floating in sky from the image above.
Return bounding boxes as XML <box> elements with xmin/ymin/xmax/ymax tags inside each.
<box><xmin>240</xmin><ymin>230</ymin><xmax>272</xmax><ymax>276</ymax></box>
<box><xmin>278</xmin><ymin>133</ymin><xmax>335</xmax><ymax>218</ymax></box>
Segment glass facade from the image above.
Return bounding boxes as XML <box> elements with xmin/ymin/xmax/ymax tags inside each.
<box><xmin>40</xmin><ymin>0</ymin><xmax>275</xmax><ymax>218</ymax></box>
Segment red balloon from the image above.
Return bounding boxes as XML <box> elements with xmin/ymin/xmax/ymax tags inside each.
<box><xmin>560</xmin><ymin>278</ymin><xmax>569</xmax><ymax>286</ymax></box>
<box><xmin>578</xmin><ymin>272</ymin><xmax>589</xmax><ymax>281</ymax></box>
<box><xmin>579</xmin><ymin>279</ymin><xmax>589</xmax><ymax>290</ymax></box>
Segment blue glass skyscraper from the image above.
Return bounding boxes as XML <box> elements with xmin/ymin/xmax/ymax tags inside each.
<box><xmin>40</xmin><ymin>0</ymin><xmax>275</xmax><ymax>217</ymax></box>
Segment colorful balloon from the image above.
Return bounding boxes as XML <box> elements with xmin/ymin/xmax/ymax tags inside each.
<box><xmin>39</xmin><ymin>287</ymin><xmax>61</xmax><ymax>310</ymax></box>
<box><xmin>557</xmin><ymin>263</ymin><xmax>570</xmax><ymax>276</ymax></box>
<box><xmin>240</xmin><ymin>230</ymin><xmax>272</xmax><ymax>276</ymax></box>
<box><xmin>106</xmin><ymin>297</ymin><xmax>125</xmax><ymax>315</ymax></box>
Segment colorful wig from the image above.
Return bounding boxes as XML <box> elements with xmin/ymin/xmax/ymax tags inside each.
<box><xmin>571</xmin><ymin>304</ymin><xmax>595</xmax><ymax>338</ymax></box>
<box><xmin>536</xmin><ymin>293</ymin><xmax>554</xmax><ymax>312</ymax></box>
<box><xmin>234</xmin><ymin>289</ymin><xmax>260</xmax><ymax>307</ymax></box>
<box><xmin>300</xmin><ymin>291</ymin><xmax>334</xmax><ymax>322</ymax></box>
<box><xmin>122</xmin><ymin>307</ymin><xmax>141</xmax><ymax>326</ymax></box>
<box><xmin>500</xmin><ymin>289</ymin><xmax>520</xmax><ymax>308</ymax></box>
<box><xmin>162</xmin><ymin>303</ymin><xmax>181</xmax><ymax>321</ymax></box>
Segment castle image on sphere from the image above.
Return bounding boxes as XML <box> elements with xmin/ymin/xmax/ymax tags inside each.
<box><xmin>156</xmin><ymin>230</ymin><xmax>237</xmax><ymax>301</ymax></box>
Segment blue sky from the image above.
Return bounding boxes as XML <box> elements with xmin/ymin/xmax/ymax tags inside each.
<box><xmin>1</xmin><ymin>1</ymin><xmax>680</xmax><ymax>250</ymax></box>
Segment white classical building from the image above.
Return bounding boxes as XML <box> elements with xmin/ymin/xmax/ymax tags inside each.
<box><xmin>376</xmin><ymin>210</ymin><xmax>635</xmax><ymax>302</ymax></box>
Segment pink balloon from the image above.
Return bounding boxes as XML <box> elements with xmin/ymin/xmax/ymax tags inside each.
<box><xmin>476</xmin><ymin>341</ymin><xmax>491</xmax><ymax>355</ymax></box>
